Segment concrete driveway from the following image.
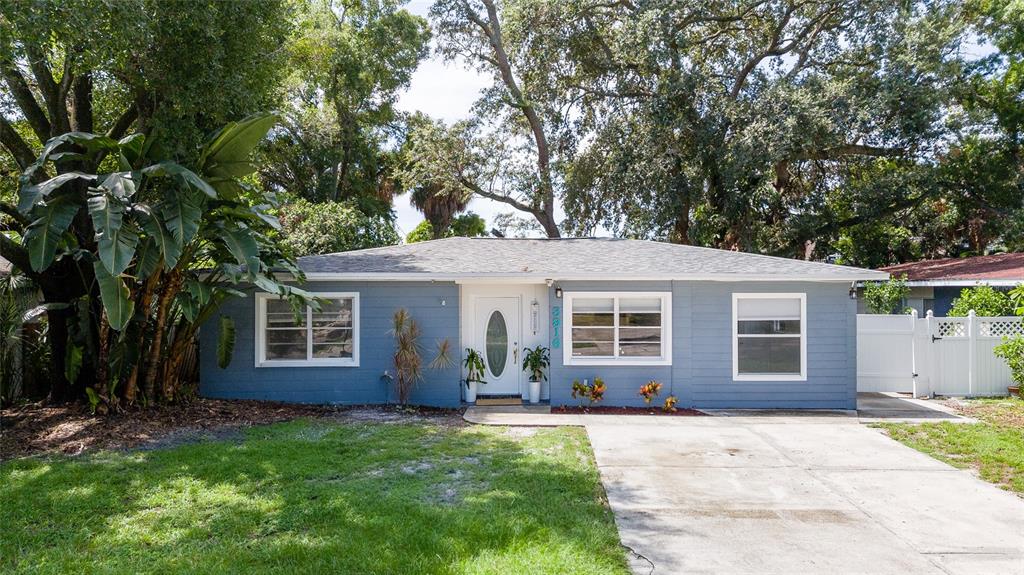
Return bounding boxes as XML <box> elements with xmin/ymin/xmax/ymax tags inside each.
<box><xmin>586</xmin><ymin>416</ymin><xmax>1024</xmax><ymax>575</ymax></box>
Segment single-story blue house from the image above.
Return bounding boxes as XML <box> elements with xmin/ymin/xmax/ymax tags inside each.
<box><xmin>200</xmin><ymin>238</ymin><xmax>887</xmax><ymax>410</ymax></box>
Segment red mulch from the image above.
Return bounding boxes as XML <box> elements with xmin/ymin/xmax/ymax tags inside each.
<box><xmin>0</xmin><ymin>398</ymin><xmax>334</xmax><ymax>461</ymax></box>
<box><xmin>553</xmin><ymin>405</ymin><xmax>707</xmax><ymax>416</ymax></box>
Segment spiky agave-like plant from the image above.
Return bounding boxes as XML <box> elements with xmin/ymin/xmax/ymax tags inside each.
<box><xmin>390</xmin><ymin>308</ymin><xmax>423</xmax><ymax>404</ymax></box>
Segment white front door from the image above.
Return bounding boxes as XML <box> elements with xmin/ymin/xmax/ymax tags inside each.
<box><xmin>475</xmin><ymin>297</ymin><xmax>521</xmax><ymax>395</ymax></box>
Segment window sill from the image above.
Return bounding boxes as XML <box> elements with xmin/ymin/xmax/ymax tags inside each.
<box><xmin>256</xmin><ymin>359</ymin><xmax>359</xmax><ymax>368</ymax></box>
<box><xmin>565</xmin><ymin>357</ymin><xmax>672</xmax><ymax>367</ymax></box>
<box><xmin>732</xmin><ymin>374</ymin><xmax>807</xmax><ymax>382</ymax></box>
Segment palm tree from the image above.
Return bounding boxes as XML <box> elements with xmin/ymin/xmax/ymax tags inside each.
<box><xmin>0</xmin><ymin>272</ymin><xmax>41</xmax><ymax>404</ymax></box>
<box><xmin>410</xmin><ymin>182</ymin><xmax>471</xmax><ymax>239</ymax></box>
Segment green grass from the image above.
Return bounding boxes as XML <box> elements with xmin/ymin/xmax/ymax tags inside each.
<box><xmin>1</xmin><ymin>419</ymin><xmax>629</xmax><ymax>575</ymax></box>
<box><xmin>879</xmin><ymin>398</ymin><xmax>1024</xmax><ymax>494</ymax></box>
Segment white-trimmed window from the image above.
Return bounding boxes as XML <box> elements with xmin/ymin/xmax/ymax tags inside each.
<box><xmin>255</xmin><ymin>292</ymin><xmax>359</xmax><ymax>367</ymax></box>
<box><xmin>732</xmin><ymin>293</ymin><xmax>806</xmax><ymax>381</ymax></box>
<box><xmin>563</xmin><ymin>292</ymin><xmax>671</xmax><ymax>366</ymax></box>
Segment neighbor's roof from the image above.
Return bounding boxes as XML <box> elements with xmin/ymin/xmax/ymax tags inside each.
<box><xmin>880</xmin><ymin>253</ymin><xmax>1024</xmax><ymax>285</ymax></box>
<box><xmin>298</xmin><ymin>238</ymin><xmax>887</xmax><ymax>282</ymax></box>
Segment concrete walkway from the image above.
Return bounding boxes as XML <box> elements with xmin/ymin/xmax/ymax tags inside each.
<box><xmin>589</xmin><ymin>417</ymin><xmax>1024</xmax><ymax>574</ymax></box>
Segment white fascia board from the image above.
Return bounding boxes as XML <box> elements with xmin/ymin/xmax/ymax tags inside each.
<box><xmin>855</xmin><ymin>278</ymin><xmax>1022</xmax><ymax>288</ymax></box>
<box><xmin>902</xmin><ymin>279</ymin><xmax>1023</xmax><ymax>287</ymax></box>
<box><xmin>300</xmin><ymin>272</ymin><xmax>888</xmax><ymax>283</ymax></box>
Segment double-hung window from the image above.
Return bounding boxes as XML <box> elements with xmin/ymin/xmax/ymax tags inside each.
<box><xmin>564</xmin><ymin>292</ymin><xmax>671</xmax><ymax>366</ymax></box>
<box><xmin>732</xmin><ymin>293</ymin><xmax>805</xmax><ymax>381</ymax></box>
<box><xmin>256</xmin><ymin>292</ymin><xmax>359</xmax><ymax>367</ymax></box>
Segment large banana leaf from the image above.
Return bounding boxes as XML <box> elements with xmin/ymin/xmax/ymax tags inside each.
<box><xmin>24</xmin><ymin>196</ymin><xmax>80</xmax><ymax>271</ymax></box>
<box><xmin>99</xmin><ymin>172</ymin><xmax>137</xmax><ymax>199</ymax></box>
<box><xmin>93</xmin><ymin>261</ymin><xmax>134</xmax><ymax>331</ymax></box>
<box><xmin>159</xmin><ymin>189</ymin><xmax>203</xmax><ymax>247</ymax></box>
<box><xmin>133</xmin><ymin>237</ymin><xmax>163</xmax><ymax>280</ymax></box>
<box><xmin>18</xmin><ymin>171</ymin><xmax>96</xmax><ymax>213</ymax></box>
<box><xmin>87</xmin><ymin>192</ymin><xmax>138</xmax><ymax>276</ymax></box>
<box><xmin>201</xmin><ymin>113</ymin><xmax>278</xmax><ymax>178</ymax></box>
<box><xmin>142</xmin><ymin>161</ymin><xmax>217</xmax><ymax>198</ymax></box>
<box><xmin>217</xmin><ymin>315</ymin><xmax>235</xmax><ymax>369</ymax></box>
<box><xmin>142</xmin><ymin>216</ymin><xmax>182</xmax><ymax>269</ymax></box>
<box><xmin>220</xmin><ymin>224</ymin><xmax>261</xmax><ymax>271</ymax></box>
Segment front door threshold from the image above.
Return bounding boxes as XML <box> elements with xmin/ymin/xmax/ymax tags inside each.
<box><xmin>473</xmin><ymin>396</ymin><xmax>524</xmax><ymax>406</ymax></box>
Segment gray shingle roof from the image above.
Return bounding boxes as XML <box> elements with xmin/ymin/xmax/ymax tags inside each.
<box><xmin>297</xmin><ymin>238</ymin><xmax>887</xmax><ymax>281</ymax></box>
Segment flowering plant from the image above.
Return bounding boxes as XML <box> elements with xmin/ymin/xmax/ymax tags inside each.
<box><xmin>663</xmin><ymin>395</ymin><xmax>678</xmax><ymax>412</ymax></box>
<box><xmin>571</xmin><ymin>378</ymin><xmax>606</xmax><ymax>407</ymax></box>
<box><xmin>638</xmin><ymin>381</ymin><xmax>662</xmax><ymax>404</ymax></box>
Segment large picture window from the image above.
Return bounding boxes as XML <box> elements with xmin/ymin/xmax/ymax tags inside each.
<box><xmin>256</xmin><ymin>293</ymin><xmax>359</xmax><ymax>367</ymax></box>
<box><xmin>563</xmin><ymin>292</ymin><xmax>671</xmax><ymax>366</ymax></box>
<box><xmin>732</xmin><ymin>293</ymin><xmax>805</xmax><ymax>381</ymax></box>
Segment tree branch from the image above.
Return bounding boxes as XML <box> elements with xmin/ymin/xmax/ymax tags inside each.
<box><xmin>105</xmin><ymin>103</ymin><xmax>138</xmax><ymax>140</ymax></box>
<box><xmin>458</xmin><ymin>175</ymin><xmax>538</xmax><ymax>215</ymax></box>
<box><xmin>0</xmin><ymin>115</ymin><xmax>38</xmax><ymax>170</ymax></box>
<box><xmin>0</xmin><ymin>231</ymin><xmax>37</xmax><ymax>282</ymax></box>
<box><xmin>0</xmin><ymin>60</ymin><xmax>52</xmax><ymax>143</ymax></box>
<box><xmin>25</xmin><ymin>43</ymin><xmax>69</xmax><ymax>134</ymax></box>
<box><xmin>0</xmin><ymin>201</ymin><xmax>28</xmax><ymax>230</ymax></box>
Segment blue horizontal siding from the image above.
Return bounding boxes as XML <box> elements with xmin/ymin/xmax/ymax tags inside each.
<box><xmin>199</xmin><ymin>281</ymin><xmax>461</xmax><ymax>407</ymax></box>
<box><xmin>548</xmin><ymin>280</ymin><xmax>856</xmax><ymax>410</ymax></box>
<box><xmin>200</xmin><ymin>278</ymin><xmax>857</xmax><ymax>410</ymax></box>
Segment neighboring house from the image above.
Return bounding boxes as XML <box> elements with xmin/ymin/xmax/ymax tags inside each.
<box><xmin>863</xmin><ymin>253</ymin><xmax>1024</xmax><ymax>316</ymax></box>
<box><xmin>0</xmin><ymin>256</ymin><xmax>10</xmax><ymax>276</ymax></box>
<box><xmin>200</xmin><ymin>238</ymin><xmax>886</xmax><ymax>409</ymax></box>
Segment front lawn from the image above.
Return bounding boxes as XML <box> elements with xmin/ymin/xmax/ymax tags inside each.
<box><xmin>1</xmin><ymin>417</ymin><xmax>628</xmax><ymax>574</ymax></box>
<box><xmin>879</xmin><ymin>398</ymin><xmax>1024</xmax><ymax>494</ymax></box>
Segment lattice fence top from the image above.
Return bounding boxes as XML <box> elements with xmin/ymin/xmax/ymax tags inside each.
<box><xmin>980</xmin><ymin>319</ymin><xmax>1024</xmax><ymax>338</ymax></box>
<box><xmin>938</xmin><ymin>320</ymin><xmax>966</xmax><ymax>338</ymax></box>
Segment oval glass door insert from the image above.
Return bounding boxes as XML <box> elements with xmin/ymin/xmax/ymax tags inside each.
<box><xmin>485</xmin><ymin>310</ymin><xmax>509</xmax><ymax>377</ymax></box>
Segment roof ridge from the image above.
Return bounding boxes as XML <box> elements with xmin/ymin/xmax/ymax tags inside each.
<box><xmin>627</xmin><ymin>238</ymin><xmax>882</xmax><ymax>275</ymax></box>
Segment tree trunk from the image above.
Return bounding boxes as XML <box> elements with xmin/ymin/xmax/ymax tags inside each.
<box><xmin>143</xmin><ymin>271</ymin><xmax>182</xmax><ymax>402</ymax></box>
<box><xmin>669</xmin><ymin>184</ymin><xmax>691</xmax><ymax>244</ymax></box>
<box><xmin>124</xmin><ymin>270</ymin><xmax>162</xmax><ymax>404</ymax></box>
<box><xmin>45</xmin><ymin>306</ymin><xmax>72</xmax><ymax>403</ymax></box>
<box><xmin>536</xmin><ymin>210</ymin><xmax>560</xmax><ymax>238</ymax></box>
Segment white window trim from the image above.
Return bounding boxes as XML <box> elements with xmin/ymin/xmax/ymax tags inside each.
<box><xmin>562</xmin><ymin>291</ymin><xmax>672</xmax><ymax>366</ymax></box>
<box><xmin>255</xmin><ymin>292</ymin><xmax>360</xmax><ymax>368</ymax></box>
<box><xmin>732</xmin><ymin>292</ymin><xmax>806</xmax><ymax>382</ymax></box>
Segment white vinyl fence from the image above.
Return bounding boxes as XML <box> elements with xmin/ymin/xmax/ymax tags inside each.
<box><xmin>857</xmin><ymin>311</ymin><xmax>1023</xmax><ymax>397</ymax></box>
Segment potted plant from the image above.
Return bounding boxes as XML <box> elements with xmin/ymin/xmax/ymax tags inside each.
<box><xmin>521</xmin><ymin>345</ymin><xmax>549</xmax><ymax>404</ymax></box>
<box><xmin>463</xmin><ymin>348</ymin><xmax>486</xmax><ymax>403</ymax></box>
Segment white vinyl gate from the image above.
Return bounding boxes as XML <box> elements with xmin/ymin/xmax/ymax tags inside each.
<box><xmin>857</xmin><ymin>311</ymin><xmax>1023</xmax><ymax>397</ymax></box>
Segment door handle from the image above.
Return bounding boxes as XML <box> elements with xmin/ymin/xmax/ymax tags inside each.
<box><xmin>513</xmin><ymin>342</ymin><xmax>518</xmax><ymax>364</ymax></box>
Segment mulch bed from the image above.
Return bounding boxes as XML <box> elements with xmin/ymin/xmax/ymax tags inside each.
<box><xmin>0</xmin><ymin>399</ymin><xmax>463</xmax><ymax>461</ymax></box>
<box><xmin>553</xmin><ymin>405</ymin><xmax>707</xmax><ymax>416</ymax></box>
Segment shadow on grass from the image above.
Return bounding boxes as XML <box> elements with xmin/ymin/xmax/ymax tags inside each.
<box><xmin>1</xmin><ymin>419</ymin><xmax>628</xmax><ymax>575</ymax></box>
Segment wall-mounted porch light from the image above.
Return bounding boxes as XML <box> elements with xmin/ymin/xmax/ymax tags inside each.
<box><xmin>555</xmin><ymin>287</ymin><xmax>563</xmax><ymax>299</ymax></box>
<box><xmin>531</xmin><ymin>299</ymin><xmax>540</xmax><ymax>334</ymax></box>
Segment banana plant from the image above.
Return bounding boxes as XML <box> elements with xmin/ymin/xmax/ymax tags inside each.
<box><xmin>16</xmin><ymin>113</ymin><xmax>313</xmax><ymax>409</ymax></box>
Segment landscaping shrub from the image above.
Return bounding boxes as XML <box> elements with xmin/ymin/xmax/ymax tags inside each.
<box><xmin>949</xmin><ymin>285</ymin><xmax>1014</xmax><ymax>317</ymax></box>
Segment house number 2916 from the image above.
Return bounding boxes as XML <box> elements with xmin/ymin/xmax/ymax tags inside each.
<box><xmin>551</xmin><ymin>306</ymin><xmax>561</xmax><ymax>349</ymax></box>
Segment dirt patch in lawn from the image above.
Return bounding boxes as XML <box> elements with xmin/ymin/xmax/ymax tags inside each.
<box><xmin>941</xmin><ymin>397</ymin><xmax>1024</xmax><ymax>427</ymax></box>
<box><xmin>0</xmin><ymin>400</ymin><xmax>464</xmax><ymax>460</ymax></box>
<box><xmin>553</xmin><ymin>405</ymin><xmax>707</xmax><ymax>416</ymax></box>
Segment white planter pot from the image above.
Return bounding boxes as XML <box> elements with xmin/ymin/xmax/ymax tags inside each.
<box><xmin>528</xmin><ymin>379</ymin><xmax>541</xmax><ymax>404</ymax></box>
<box><xmin>465</xmin><ymin>380</ymin><xmax>478</xmax><ymax>403</ymax></box>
